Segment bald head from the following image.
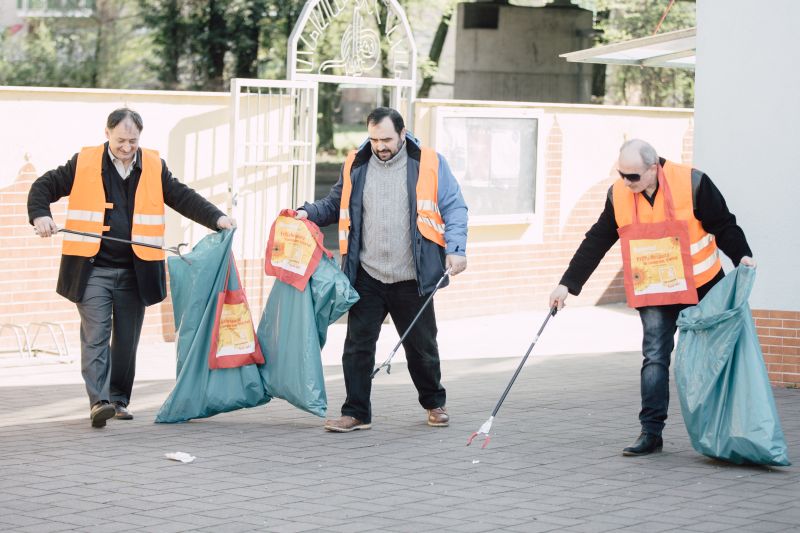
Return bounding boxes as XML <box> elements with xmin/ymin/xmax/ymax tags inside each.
<box><xmin>616</xmin><ymin>139</ymin><xmax>660</xmax><ymax>195</ymax></box>
<box><xmin>619</xmin><ymin>139</ymin><xmax>658</xmax><ymax>169</ymax></box>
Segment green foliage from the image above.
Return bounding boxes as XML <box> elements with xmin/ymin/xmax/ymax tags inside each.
<box><xmin>0</xmin><ymin>2</ymin><xmax>158</xmax><ymax>89</ymax></box>
<box><xmin>141</xmin><ymin>0</ymin><xmax>306</xmax><ymax>90</ymax></box>
<box><xmin>0</xmin><ymin>20</ymin><xmax>94</xmax><ymax>87</ymax></box>
<box><xmin>596</xmin><ymin>0</ymin><xmax>696</xmax><ymax>107</ymax></box>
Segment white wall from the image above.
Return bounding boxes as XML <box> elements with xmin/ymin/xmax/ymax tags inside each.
<box><xmin>694</xmin><ymin>0</ymin><xmax>800</xmax><ymax>311</ymax></box>
<box><xmin>0</xmin><ymin>87</ymin><xmax>232</xmax><ymax>249</ymax></box>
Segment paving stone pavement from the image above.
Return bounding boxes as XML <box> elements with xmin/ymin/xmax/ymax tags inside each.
<box><xmin>0</xmin><ymin>350</ymin><xmax>798</xmax><ymax>533</ymax></box>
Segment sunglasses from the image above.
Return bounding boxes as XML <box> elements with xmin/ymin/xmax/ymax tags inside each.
<box><xmin>617</xmin><ymin>170</ymin><xmax>642</xmax><ymax>182</ymax></box>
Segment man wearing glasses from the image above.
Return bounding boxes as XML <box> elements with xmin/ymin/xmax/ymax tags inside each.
<box><xmin>549</xmin><ymin>139</ymin><xmax>754</xmax><ymax>456</ymax></box>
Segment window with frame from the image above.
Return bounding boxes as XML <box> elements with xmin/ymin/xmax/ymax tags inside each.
<box><xmin>433</xmin><ymin>107</ymin><xmax>542</xmax><ymax>223</ymax></box>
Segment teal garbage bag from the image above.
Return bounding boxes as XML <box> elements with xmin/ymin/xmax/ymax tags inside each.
<box><xmin>156</xmin><ymin>229</ymin><xmax>270</xmax><ymax>423</ymax></box>
<box><xmin>675</xmin><ymin>266</ymin><xmax>791</xmax><ymax>466</ymax></box>
<box><xmin>257</xmin><ymin>255</ymin><xmax>359</xmax><ymax>417</ymax></box>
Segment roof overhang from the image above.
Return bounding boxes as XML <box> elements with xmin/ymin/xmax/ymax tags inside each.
<box><xmin>560</xmin><ymin>27</ymin><xmax>696</xmax><ymax>69</ymax></box>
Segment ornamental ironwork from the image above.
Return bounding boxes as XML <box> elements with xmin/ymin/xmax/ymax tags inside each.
<box><xmin>289</xmin><ymin>0</ymin><xmax>416</xmax><ymax>86</ymax></box>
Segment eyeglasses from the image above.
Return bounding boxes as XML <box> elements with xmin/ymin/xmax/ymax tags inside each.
<box><xmin>617</xmin><ymin>170</ymin><xmax>642</xmax><ymax>182</ymax></box>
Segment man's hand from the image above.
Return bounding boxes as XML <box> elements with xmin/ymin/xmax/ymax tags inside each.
<box><xmin>549</xmin><ymin>284</ymin><xmax>569</xmax><ymax>311</ymax></box>
<box><xmin>216</xmin><ymin>216</ymin><xmax>237</xmax><ymax>230</ymax></box>
<box><xmin>446</xmin><ymin>254</ymin><xmax>467</xmax><ymax>276</ymax></box>
<box><xmin>33</xmin><ymin>216</ymin><xmax>58</xmax><ymax>238</ymax></box>
<box><xmin>740</xmin><ymin>256</ymin><xmax>757</xmax><ymax>268</ymax></box>
<box><xmin>294</xmin><ymin>209</ymin><xmax>308</xmax><ymax>220</ymax></box>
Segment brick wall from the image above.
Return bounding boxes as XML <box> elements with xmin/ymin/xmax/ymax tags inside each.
<box><xmin>753</xmin><ymin>310</ymin><xmax>800</xmax><ymax>387</ymax></box>
<box><xmin>1</xmin><ymin>162</ymin><xmax>175</xmax><ymax>353</ymax></box>
<box><xmin>435</xmin><ymin>114</ymin><xmax>625</xmax><ymax>317</ymax></box>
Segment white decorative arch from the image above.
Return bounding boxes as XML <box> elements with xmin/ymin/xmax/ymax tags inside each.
<box><xmin>287</xmin><ymin>0</ymin><xmax>418</xmax><ymax>95</ymax></box>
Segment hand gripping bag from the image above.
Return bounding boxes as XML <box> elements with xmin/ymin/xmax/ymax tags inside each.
<box><xmin>156</xmin><ymin>229</ymin><xmax>269</xmax><ymax>423</ymax></box>
<box><xmin>675</xmin><ymin>266</ymin><xmax>791</xmax><ymax>466</ymax></box>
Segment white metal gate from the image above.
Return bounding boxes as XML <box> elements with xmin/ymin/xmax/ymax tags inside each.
<box><xmin>228</xmin><ymin>78</ymin><xmax>318</xmax><ymax>310</ymax></box>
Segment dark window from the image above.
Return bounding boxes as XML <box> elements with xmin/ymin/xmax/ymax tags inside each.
<box><xmin>462</xmin><ymin>4</ymin><xmax>499</xmax><ymax>29</ymax></box>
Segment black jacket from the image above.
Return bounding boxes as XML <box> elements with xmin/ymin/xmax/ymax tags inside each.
<box><xmin>27</xmin><ymin>143</ymin><xmax>225</xmax><ymax>306</ymax></box>
<box><xmin>560</xmin><ymin>159</ymin><xmax>752</xmax><ymax>297</ymax></box>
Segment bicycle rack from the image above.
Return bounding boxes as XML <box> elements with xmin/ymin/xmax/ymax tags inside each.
<box><xmin>0</xmin><ymin>323</ymin><xmax>33</xmax><ymax>359</ymax></box>
<box><xmin>26</xmin><ymin>322</ymin><xmax>70</xmax><ymax>360</ymax></box>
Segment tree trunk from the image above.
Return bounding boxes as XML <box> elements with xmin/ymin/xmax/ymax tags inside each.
<box><xmin>418</xmin><ymin>8</ymin><xmax>452</xmax><ymax>99</ymax></box>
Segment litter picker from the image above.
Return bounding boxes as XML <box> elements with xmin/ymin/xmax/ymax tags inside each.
<box><xmin>371</xmin><ymin>267</ymin><xmax>452</xmax><ymax>378</ymax></box>
<box><xmin>467</xmin><ymin>305</ymin><xmax>558</xmax><ymax>448</ymax></box>
<box><xmin>56</xmin><ymin>228</ymin><xmax>192</xmax><ymax>264</ymax></box>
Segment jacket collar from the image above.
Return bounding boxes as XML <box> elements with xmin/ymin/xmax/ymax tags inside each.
<box><xmin>354</xmin><ymin>132</ymin><xmax>422</xmax><ymax>167</ymax></box>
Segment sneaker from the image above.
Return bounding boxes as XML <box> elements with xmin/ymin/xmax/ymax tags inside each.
<box><xmin>90</xmin><ymin>402</ymin><xmax>115</xmax><ymax>428</ymax></box>
<box><xmin>113</xmin><ymin>402</ymin><xmax>133</xmax><ymax>420</ymax></box>
<box><xmin>324</xmin><ymin>416</ymin><xmax>371</xmax><ymax>433</ymax></box>
<box><xmin>427</xmin><ymin>407</ymin><xmax>449</xmax><ymax>427</ymax></box>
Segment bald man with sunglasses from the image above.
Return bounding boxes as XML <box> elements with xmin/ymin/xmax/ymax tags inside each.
<box><xmin>549</xmin><ymin>139</ymin><xmax>754</xmax><ymax>457</ymax></box>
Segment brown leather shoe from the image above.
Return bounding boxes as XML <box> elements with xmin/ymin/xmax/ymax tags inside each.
<box><xmin>324</xmin><ymin>416</ymin><xmax>371</xmax><ymax>433</ymax></box>
<box><xmin>427</xmin><ymin>407</ymin><xmax>449</xmax><ymax>427</ymax></box>
<box><xmin>90</xmin><ymin>402</ymin><xmax>115</xmax><ymax>428</ymax></box>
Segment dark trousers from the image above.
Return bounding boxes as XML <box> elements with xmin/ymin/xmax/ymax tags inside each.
<box><xmin>75</xmin><ymin>267</ymin><xmax>145</xmax><ymax>407</ymax></box>
<box><xmin>341</xmin><ymin>267</ymin><xmax>446</xmax><ymax>423</ymax></box>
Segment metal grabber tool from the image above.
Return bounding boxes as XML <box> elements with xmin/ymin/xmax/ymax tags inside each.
<box><xmin>57</xmin><ymin>228</ymin><xmax>192</xmax><ymax>265</ymax></box>
<box><xmin>371</xmin><ymin>267</ymin><xmax>453</xmax><ymax>378</ymax></box>
<box><xmin>467</xmin><ymin>305</ymin><xmax>558</xmax><ymax>449</ymax></box>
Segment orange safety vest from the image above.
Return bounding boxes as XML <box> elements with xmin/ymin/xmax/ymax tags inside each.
<box><xmin>338</xmin><ymin>147</ymin><xmax>446</xmax><ymax>256</ymax></box>
<box><xmin>62</xmin><ymin>145</ymin><xmax>166</xmax><ymax>261</ymax></box>
<box><xmin>612</xmin><ymin>161</ymin><xmax>721</xmax><ymax>288</ymax></box>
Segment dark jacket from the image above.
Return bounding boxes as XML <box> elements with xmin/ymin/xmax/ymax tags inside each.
<box><xmin>301</xmin><ymin>135</ymin><xmax>468</xmax><ymax>295</ymax></box>
<box><xmin>560</xmin><ymin>158</ymin><xmax>752</xmax><ymax>298</ymax></box>
<box><xmin>27</xmin><ymin>143</ymin><xmax>225</xmax><ymax>306</ymax></box>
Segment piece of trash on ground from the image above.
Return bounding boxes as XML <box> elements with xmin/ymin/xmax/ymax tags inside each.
<box><xmin>165</xmin><ymin>452</ymin><xmax>196</xmax><ymax>463</ymax></box>
<box><xmin>472</xmin><ymin>460</ymin><xmax>480</xmax><ymax>464</ymax></box>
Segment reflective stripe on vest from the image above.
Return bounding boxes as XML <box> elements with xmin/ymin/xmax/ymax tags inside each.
<box><xmin>62</xmin><ymin>145</ymin><xmax>165</xmax><ymax>261</ymax></box>
<box><xmin>62</xmin><ymin>145</ymin><xmax>112</xmax><ymax>257</ymax></box>
<box><xmin>416</xmin><ymin>147</ymin><xmax>445</xmax><ymax>247</ymax></box>
<box><xmin>612</xmin><ymin>161</ymin><xmax>721</xmax><ymax>287</ymax></box>
<box><xmin>131</xmin><ymin>148</ymin><xmax>165</xmax><ymax>260</ymax></box>
<box><xmin>338</xmin><ymin>147</ymin><xmax>446</xmax><ymax>256</ymax></box>
<box><xmin>338</xmin><ymin>151</ymin><xmax>357</xmax><ymax>255</ymax></box>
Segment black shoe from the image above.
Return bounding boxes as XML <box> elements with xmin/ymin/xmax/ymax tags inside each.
<box><xmin>113</xmin><ymin>402</ymin><xmax>133</xmax><ymax>420</ymax></box>
<box><xmin>622</xmin><ymin>432</ymin><xmax>663</xmax><ymax>456</ymax></box>
<box><xmin>90</xmin><ymin>402</ymin><xmax>115</xmax><ymax>428</ymax></box>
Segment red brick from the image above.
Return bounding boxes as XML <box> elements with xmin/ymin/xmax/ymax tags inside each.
<box><xmin>757</xmin><ymin>336</ymin><xmax>781</xmax><ymax>347</ymax></box>
<box><xmin>770</xmin><ymin>310</ymin><xmax>800</xmax><ymax>319</ymax></box>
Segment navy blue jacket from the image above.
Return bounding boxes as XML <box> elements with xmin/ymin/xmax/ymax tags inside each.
<box><xmin>302</xmin><ymin>135</ymin><xmax>468</xmax><ymax>295</ymax></box>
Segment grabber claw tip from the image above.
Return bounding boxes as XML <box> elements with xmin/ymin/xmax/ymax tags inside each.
<box><xmin>481</xmin><ymin>436</ymin><xmax>491</xmax><ymax>449</ymax></box>
<box><xmin>466</xmin><ymin>432</ymin><xmax>478</xmax><ymax>446</ymax></box>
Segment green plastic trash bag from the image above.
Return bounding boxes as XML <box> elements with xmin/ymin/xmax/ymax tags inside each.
<box><xmin>675</xmin><ymin>266</ymin><xmax>791</xmax><ymax>466</ymax></box>
<box><xmin>156</xmin><ymin>229</ymin><xmax>270</xmax><ymax>423</ymax></box>
<box><xmin>257</xmin><ymin>255</ymin><xmax>359</xmax><ymax>417</ymax></box>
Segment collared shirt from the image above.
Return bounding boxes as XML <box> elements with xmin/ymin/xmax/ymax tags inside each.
<box><xmin>108</xmin><ymin>147</ymin><xmax>137</xmax><ymax>179</ymax></box>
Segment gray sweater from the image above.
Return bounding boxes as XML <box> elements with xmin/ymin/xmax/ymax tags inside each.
<box><xmin>359</xmin><ymin>144</ymin><xmax>416</xmax><ymax>284</ymax></box>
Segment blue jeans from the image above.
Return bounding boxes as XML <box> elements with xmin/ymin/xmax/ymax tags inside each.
<box><xmin>636</xmin><ymin>272</ymin><xmax>724</xmax><ymax>436</ymax></box>
<box><xmin>637</xmin><ymin>304</ymin><xmax>686</xmax><ymax>436</ymax></box>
